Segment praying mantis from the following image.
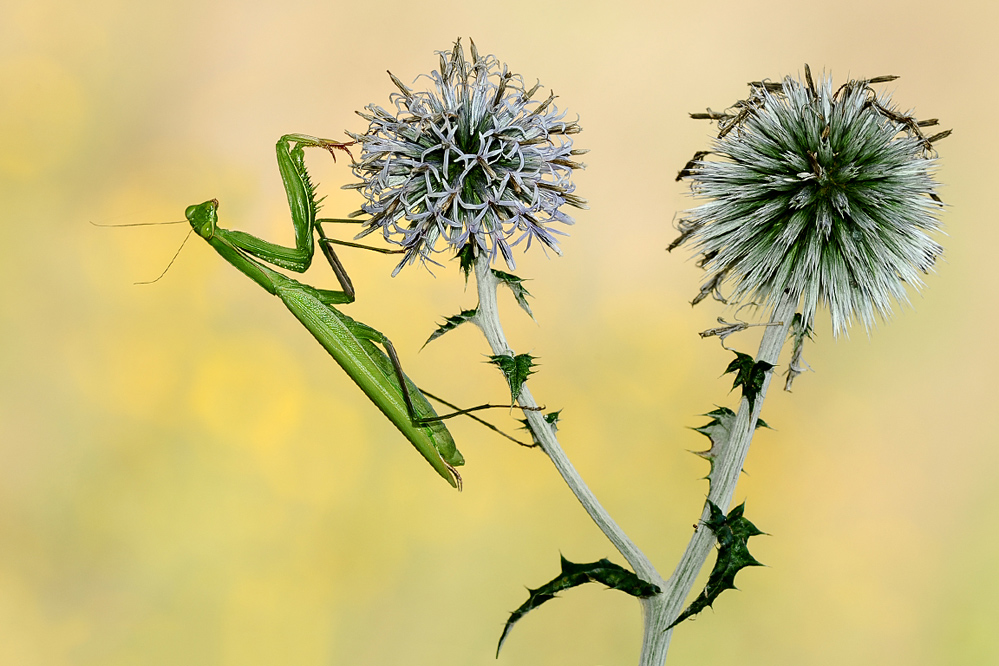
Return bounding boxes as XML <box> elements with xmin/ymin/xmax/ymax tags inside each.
<box><xmin>183</xmin><ymin>134</ymin><xmax>466</xmax><ymax>487</ymax></box>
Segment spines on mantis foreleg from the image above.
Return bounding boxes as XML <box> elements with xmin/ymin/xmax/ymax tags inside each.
<box><xmin>219</xmin><ymin>134</ymin><xmax>352</xmax><ymax>274</ymax></box>
<box><xmin>182</xmin><ymin>140</ymin><xmax>460</xmax><ymax>485</ymax></box>
<box><xmin>279</xmin><ymin>136</ymin><xmax>320</xmax><ymax>222</ymax></box>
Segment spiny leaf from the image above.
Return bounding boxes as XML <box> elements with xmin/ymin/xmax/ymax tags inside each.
<box><xmin>457</xmin><ymin>243</ymin><xmax>476</xmax><ymax>280</ymax></box>
<box><xmin>667</xmin><ymin>501</ymin><xmax>765</xmax><ymax>629</ymax></box>
<box><xmin>491</xmin><ymin>269</ymin><xmax>534</xmax><ymax>319</ymax></box>
<box><xmin>422</xmin><ymin>308</ymin><xmax>478</xmax><ymax>348</ymax></box>
<box><xmin>724</xmin><ymin>352</ymin><xmax>754</xmax><ymax>391</ymax></box>
<box><xmin>498</xmin><ymin>556</ymin><xmax>660</xmax><ymax>656</ymax></box>
<box><xmin>488</xmin><ymin>353</ymin><xmax>537</xmax><ymax>403</ymax></box>
<box><xmin>724</xmin><ymin>351</ymin><xmax>774</xmax><ymax>411</ymax></box>
<box><xmin>692</xmin><ymin>407</ymin><xmax>769</xmax><ymax>483</ymax></box>
<box><xmin>518</xmin><ymin>409</ymin><xmax>562</xmax><ymax>447</ymax></box>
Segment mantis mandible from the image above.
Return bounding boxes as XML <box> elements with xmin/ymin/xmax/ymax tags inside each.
<box><xmin>184</xmin><ymin>134</ymin><xmax>464</xmax><ymax>487</ymax></box>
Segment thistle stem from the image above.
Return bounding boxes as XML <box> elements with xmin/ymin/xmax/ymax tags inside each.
<box><xmin>474</xmin><ymin>255</ymin><xmax>795</xmax><ymax>664</ymax></box>
<box><xmin>651</xmin><ymin>291</ymin><xmax>797</xmax><ymax>661</ymax></box>
<box><xmin>471</xmin><ymin>255</ymin><xmax>665</xmax><ymax>586</ymax></box>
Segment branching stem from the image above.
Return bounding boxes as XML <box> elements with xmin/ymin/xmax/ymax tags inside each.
<box><xmin>474</xmin><ymin>254</ymin><xmax>794</xmax><ymax>664</ymax></box>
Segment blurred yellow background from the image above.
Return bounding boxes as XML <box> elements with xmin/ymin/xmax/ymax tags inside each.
<box><xmin>1</xmin><ymin>0</ymin><xmax>995</xmax><ymax>664</ymax></box>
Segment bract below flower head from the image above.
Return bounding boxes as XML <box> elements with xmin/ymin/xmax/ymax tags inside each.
<box><xmin>673</xmin><ymin>67</ymin><xmax>948</xmax><ymax>335</ymax></box>
<box><xmin>345</xmin><ymin>39</ymin><xmax>587</xmax><ymax>275</ymax></box>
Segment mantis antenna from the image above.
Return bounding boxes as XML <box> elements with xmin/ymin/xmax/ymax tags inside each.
<box><xmin>90</xmin><ymin>219</ymin><xmax>193</xmax><ymax>285</ymax></box>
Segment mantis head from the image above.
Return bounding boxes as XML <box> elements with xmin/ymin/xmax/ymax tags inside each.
<box><xmin>185</xmin><ymin>199</ymin><xmax>219</xmax><ymax>238</ymax></box>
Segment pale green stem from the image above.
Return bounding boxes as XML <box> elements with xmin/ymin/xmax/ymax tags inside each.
<box><xmin>649</xmin><ymin>291</ymin><xmax>797</xmax><ymax>662</ymax></box>
<box><xmin>474</xmin><ymin>252</ymin><xmax>795</xmax><ymax>664</ymax></box>
<box><xmin>471</xmin><ymin>256</ymin><xmax>664</xmax><ymax>589</ymax></box>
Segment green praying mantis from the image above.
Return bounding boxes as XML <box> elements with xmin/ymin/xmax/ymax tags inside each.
<box><xmin>183</xmin><ymin>134</ymin><xmax>468</xmax><ymax>487</ymax></box>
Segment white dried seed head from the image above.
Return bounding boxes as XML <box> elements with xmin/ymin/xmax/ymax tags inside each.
<box><xmin>674</xmin><ymin>68</ymin><xmax>947</xmax><ymax>335</ymax></box>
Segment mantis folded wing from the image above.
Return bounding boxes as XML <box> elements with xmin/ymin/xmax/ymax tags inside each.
<box><xmin>183</xmin><ymin>135</ymin><xmax>463</xmax><ymax>487</ymax></box>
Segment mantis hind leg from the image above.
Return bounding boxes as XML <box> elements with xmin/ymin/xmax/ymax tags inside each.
<box><xmin>332</xmin><ymin>309</ymin><xmax>540</xmax><ymax>449</ymax></box>
<box><xmin>415</xmin><ymin>390</ymin><xmax>540</xmax><ymax>449</ymax></box>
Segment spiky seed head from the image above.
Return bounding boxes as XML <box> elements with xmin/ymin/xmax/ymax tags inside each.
<box><xmin>345</xmin><ymin>39</ymin><xmax>587</xmax><ymax>275</ymax></box>
<box><xmin>673</xmin><ymin>68</ymin><xmax>947</xmax><ymax>335</ymax></box>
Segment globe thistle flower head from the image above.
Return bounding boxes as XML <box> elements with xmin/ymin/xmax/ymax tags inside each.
<box><xmin>345</xmin><ymin>39</ymin><xmax>587</xmax><ymax>275</ymax></box>
<box><xmin>672</xmin><ymin>66</ymin><xmax>949</xmax><ymax>335</ymax></box>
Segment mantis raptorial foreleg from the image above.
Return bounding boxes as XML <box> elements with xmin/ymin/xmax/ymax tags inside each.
<box><xmin>98</xmin><ymin>133</ymin><xmax>537</xmax><ymax>484</ymax></box>
<box><xmin>179</xmin><ymin>134</ymin><xmax>545</xmax><ymax>486</ymax></box>
<box><xmin>186</xmin><ymin>198</ymin><xmax>465</xmax><ymax>487</ymax></box>
<box><xmin>172</xmin><ymin>134</ymin><xmax>469</xmax><ymax>485</ymax></box>
<box><xmin>217</xmin><ymin>133</ymin><xmax>355</xmax><ymax>276</ymax></box>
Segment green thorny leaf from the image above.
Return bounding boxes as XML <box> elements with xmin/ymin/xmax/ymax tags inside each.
<box><xmin>497</xmin><ymin>556</ymin><xmax>661</xmax><ymax>656</ymax></box>
<box><xmin>491</xmin><ymin>269</ymin><xmax>534</xmax><ymax>319</ymax></box>
<box><xmin>422</xmin><ymin>308</ymin><xmax>478</xmax><ymax>349</ymax></box>
<box><xmin>454</xmin><ymin>242</ymin><xmax>533</xmax><ymax>315</ymax></box>
<box><xmin>457</xmin><ymin>243</ymin><xmax>476</xmax><ymax>280</ymax></box>
<box><xmin>518</xmin><ymin>409</ymin><xmax>562</xmax><ymax>448</ymax></box>
<box><xmin>724</xmin><ymin>351</ymin><xmax>775</xmax><ymax>412</ymax></box>
<box><xmin>488</xmin><ymin>353</ymin><xmax>536</xmax><ymax>403</ymax></box>
<box><xmin>667</xmin><ymin>502</ymin><xmax>765</xmax><ymax>630</ymax></box>
<box><xmin>422</xmin><ymin>272</ymin><xmax>530</xmax><ymax>348</ymax></box>
<box><xmin>783</xmin><ymin>313</ymin><xmax>814</xmax><ymax>391</ymax></box>
<box><xmin>693</xmin><ymin>407</ymin><xmax>769</xmax><ymax>484</ymax></box>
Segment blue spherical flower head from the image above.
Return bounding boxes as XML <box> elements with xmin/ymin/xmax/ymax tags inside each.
<box><xmin>346</xmin><ymin>39</ymin><xmax>587</xmax><ymax>275</ymax></box>
<box><xmin>673</xmin><ymin>66</ymin><xmax>949</xmax><ymax>335</ymax></box>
